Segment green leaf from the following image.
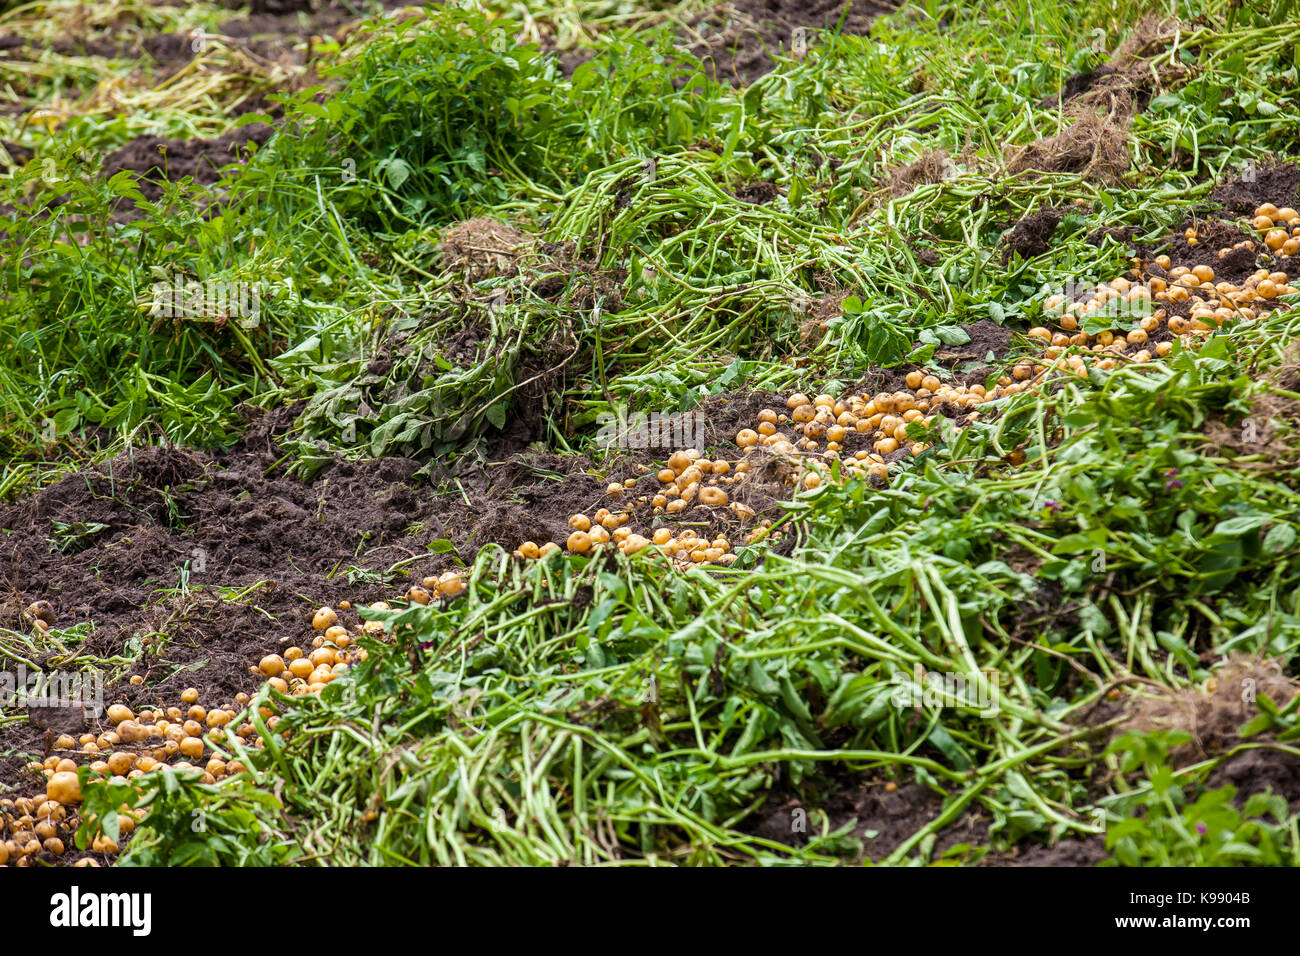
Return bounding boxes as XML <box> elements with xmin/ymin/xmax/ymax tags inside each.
<box><xmin>1263</xmin><ymin>523</ymin><xmax>1296</xmax><ymax>553</ymax></box>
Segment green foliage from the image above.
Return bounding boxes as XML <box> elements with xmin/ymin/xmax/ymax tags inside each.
<box><xmin>78</xmin><ymin>767</ymin><xmax>297</xmax><ymax>867</ymax></box>
<box><xmin>1100</xmin><ymin>732</ymin><xmax>1300</xmax><ymax>867</ymax></box>
<box><xmin>6</xmin><ymin>0</ymin><xmax>1300</xmax><ymax>868</ymax></box>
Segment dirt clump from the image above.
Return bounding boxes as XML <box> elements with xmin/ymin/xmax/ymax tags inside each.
<box><xmin>1037</xmin><ymin>66</ymin><xmax>1119</xmax><ymax>110</ymax></box>
<box><xmin>532</xmin><ymin>240</ymin><xmax>626</xmax><ymax>312</ymax></box>
<box><xmin>744</xmin><ymin>776</ymin><xmax>990</xmax><ymax>863</ymax></box>
<box><xmin>884</xmin><ymin>149</ymin><xmax>952</xmax><ymax>198</ymax></box>
<box><xmin>935</xmin><ymin>319</ymin><xmax>1015</xmax><ymax>381</ymax></box>
<box><xmin>1006</xmin><ymin>111</ymin><xmax>1131</xmax><ymax>184</ymax></box>
<box><xmin>1011</xmin><ymin>20</ymin><xmax>1190</xmax><ymax>183</ymax></box>
<box><xmin>1106</xmin><ymin>656</ymin><xmax>1299</xmax><ymax>774</ymax></box>
<box><xmin>734</xmin><ymin>181</ymin><xmax>779</xmax><ymax>205</ymax></box>
<box><xmin>1000</xmin><ymin>206</ymin><xmax>1065</xmax><ymax>264</ymax></box>
<box><xmin>1206</xmin><ymin>747</ymin><xmax>1300</xmax><ymax>809</ymax></box>
<box><xmin>439</xmin><ymin>218</ymin><xmax>534</xmax><ymax>283</ymax></box>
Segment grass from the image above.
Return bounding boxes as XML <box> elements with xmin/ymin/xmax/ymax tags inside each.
<box><xmin>2</xmin><ymin>0</ymin><xmax>1300</xmax><ymax>866</ymax></box>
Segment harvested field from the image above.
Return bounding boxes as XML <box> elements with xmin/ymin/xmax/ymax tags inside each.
<box><xmin>1</xmin><ymin>0</ymin><xmax>1300</xmax><ymax>883</ymax></box>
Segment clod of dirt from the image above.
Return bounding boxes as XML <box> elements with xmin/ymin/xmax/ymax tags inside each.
<box><xmin>733</xmin><ymin>182</ymin><xmax>779</xmax><ymax>205</ymax></box>
<box><xmin>934</xmin><ymin>319</ymin><xmax>1015</xmax><ymax>380</ymax></box>
<box><xmin>1109</xmin><ymin>15</ymin><xmax>1183</xmax><ymax>69</ymax></box>
<box><xmin>439</xmin><ymin>218</ymin><xmax>534</xmax><ymax>283</ymax></box>
<box><xmin>1010</xmin><ymin>20</ymin><xmax>1191</xmax><ymax>183</ymax></box>
<box><xmin>884</xmin><ymin>148</ymin><xmax>952</xmax><ymax>198</ymax></box>
<box><xmin>532</xmin><ymin>240</ymin><xmax>626</xmax><ymax>312</ymax></box>
<box><xmin>1165</xmin><ymin>219</ymin><xmax>1255</xmax><ymax>278</ymax></box>
<box><xmin>1000</xmin><ymin>206</ymin><xmax>1065</xmax><ymax>264</ymax></box>
<box><xmin>1110</xmin><ymin>656</ymin><xmax>1299</xmax><ymax>771</ymax></box>
<box><xmin>1085</xmin><ymin>223</ymin><xmax>1137</xmax><ymax>249</ymax></box>
<box><xmin>796</xmin><ymin>289</ymin><xmax>852</xmax><ymax>348</ymax></box>
<box><xmin>744</xmin><ymin>777</ymin><xmax>990</xmax><ymax>862</ymax></box>
<box><xmin>1006</xmin><ymin>110</ymin><xmax>1131</xmax><ymax>184</ymax></box>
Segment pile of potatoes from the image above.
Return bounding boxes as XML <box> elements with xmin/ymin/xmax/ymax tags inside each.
<box><xmin>255</xmin><ymin>603</ymin><xmax>376</xmax><ymax>696</ymax></box>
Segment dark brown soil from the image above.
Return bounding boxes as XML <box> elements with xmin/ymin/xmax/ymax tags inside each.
<box><xmin>1206</xmin><ymin>747</ymin><xmax>1300</xmax><ymax>810</ymax></box>
<box><xmin>1165</xmin><ymin>219</ymin><xmax>1256</xmax><ymax>280</ymax></box>
<box><xmin>1001</xmin><ymin>207</ymin><xmax>1064</xmax><ymax>264</ymax></box>
<box><xmin>931</xmin><ymin>319</ymin><xmax>1016</xmax><ymax>382</ymax></box>
<box><xmin>733</xmin><ymin>182</ymin><xmax>779</xmax><ymax>205</ymax></box>
<box><xmin>42</xmin><ymin>0</ymin><xmax>384</xmax><ymax>74</ymax></box>
<box><xmin>744</xmin><ymin>777</ymin><xmax>991</xmax><ymax>863</ymax></box>
<box><xmin>884</xmin><ymin>149</ymin><xmax>951</xmax><ymax>199</ymax></box>
<box><xmin>1037</xmin><ymin>65</ymin><xmax>1119</xmax><ymax>110</ymax></box>
<box><xmin>685</xmin><ymin>0</ymin><xmax>894</xmax><ymax>85</ymax></box>
<box><xmin>0</xmin><ymin>395</ymin><xmax>798</xmax><ymax>804</ymax></box>
<box><xmin>101</xmin><ymin>123</ymin><xmax>274</xmax><ymax>209</ymax></box>
<box><xmin>1205</xmin><ymin>163</ymin><xmax>1300</xmax><ymax>219</ymax></box>
<box><xmin>982</xmin><ymin>835</ymin><xmax>1107</xmax><ymax>867</ymax></box>
<box><xmin>1089</xmin><ymin>658</ymin><xmax>1300</xmax><ymax>813</ymax></box>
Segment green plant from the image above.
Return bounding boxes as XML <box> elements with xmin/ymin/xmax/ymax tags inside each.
<box><xmin>1099</xmin><ymin>731</ymin><xmax>1300</xmax><ymax>866</ymax></box>
<box><xmin>77</xmin><ymin>768</ymin><xmax>298</xmax><ymax>866</ymax></box>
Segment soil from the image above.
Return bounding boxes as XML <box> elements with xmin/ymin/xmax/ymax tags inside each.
<box><xmin>744</xmin><ymin>776</ymin><xmax>991</xmax><ymax>863</ymax></box>
<box><xmin>1206</xmin><ymin>748</ymin><xmax>1300</xmax><ymax>809</ymax></box>
<box><xmin>1085</xmin><ymin>657</ymin><xmax>1300</xmax><ymax>812</ymax></box>
<box><xmin>439</xmin><ymin>218</ymin><xmax>534</xmax><ymax>283</ymax></box>
<box><xmin>1006</xmin><ymin>111</ymin><xmax>1131</xmax><ymax>184</ymax></box>
<box><xmin>531</xmin><ymin>240</ymin><xmax>627</xmax><ymax>313</ymax></box>
<box><xmin>0</xmin><ymin>392</ymin><xmax>803</xmax><ymax>808</ymax></box>
<box><xmin>1036</xmin><ymin>65</ymin><xmax>1119</xmax><ymax>110</ymax></box>
<box><xmin>982</xmin><ymin>835</ymin><xmax>1107</xmax><ymax>867</ymax></box>
<box><xmin>1001</xmin><ymin>207</ymin><xmax>1065</xmax><ymax>264</ymax></box>
<box><xmin>1086</xmin><ymin>224</ymin><xmax>1135</xmax><ymax>248</ymax></box>
<box><xmin>936</xmin><ymin>319</ymin><xmax>1016</xmax><ymax>381</ymax></box>
<box><xmin>41</xmin><ymin>0</ymin><xmax>387</xmax><ymax>75</ymax></box>
<box><xmin>684</xmin><ymin>0</ymin><xmax>894</xmax><ymax>86</ymax></box>
<box><xmin>1204</xmin><ymin>162</ymin><xmax>1300</xmax><ymax>219</ymax></box>
<box><xmin>733</xmin><ymin>181</ymin><xmax>779</xmax><ymax>205</ymax></box>
<box><xmin>100</xmin><ymin>123</ymin><xmax>274</xmax><ymax>210</ymax></box>
<box><xmin>884</xmin><ymin>149</ymin><xmax>951</xmax><ymax>199</ymax></box>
